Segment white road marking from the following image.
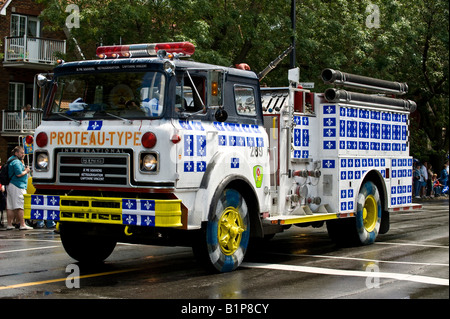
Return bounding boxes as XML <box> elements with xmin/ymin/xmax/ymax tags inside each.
<box><xmin>0</xmin><ymin>246</ymin><xmax>60</xmax><ymax>254</ymax></box>
<box><xmin>269</xmin><ymin>252</ymin><xmax>448</xmax><ymax>267</ymax></box>
<box><xmin>374</xmin><ymin>242</ymin><xmax>449</xmax><ymax>249</ymax></box>
<box><xmin>2</xmin><ymin>239</ymin><xmax>61</xmax><ymax>243</ymax></box>
<box><xmin>241</xmin><ymin>262</ymin><xmax>449</xmax><ymax>286</ymax></box>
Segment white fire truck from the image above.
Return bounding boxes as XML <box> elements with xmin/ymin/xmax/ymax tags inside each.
<box><xmin>25</xmin><ymin>42</ymin><xmax>420</xmax><ymax>272</ymax></box>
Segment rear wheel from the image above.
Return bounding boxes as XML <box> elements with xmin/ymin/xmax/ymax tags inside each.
<box><xmin>327</xmin><ymin>181</ymin><xmax>382</xmax><ymax>246</ymax></box>
<box><xmin>193</xmin><ymin>187</ymin><xmax>250</xmax><ymax>272</ymax></box>
<box><xmin>355</xmin><ymin>181</ymin><xmax>382</xmax><ymax>245</ymax></box>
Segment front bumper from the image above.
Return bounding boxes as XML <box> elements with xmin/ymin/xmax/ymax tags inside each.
<box><xmin>24</xmin><ymin>194</ymin><xmax>183</xmax><ymax>228</ymax></box>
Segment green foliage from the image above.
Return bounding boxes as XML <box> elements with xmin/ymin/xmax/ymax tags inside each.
<box><xmin>37</xmin><ymin>0</ymin><xmax>449</xmax><ymax>165</ymax></box>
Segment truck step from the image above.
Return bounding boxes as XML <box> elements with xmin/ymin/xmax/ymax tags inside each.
<box><xmin>264</xmin><ymin>212</ymin><xmax>354</xmax><ymax>226</ymax></box>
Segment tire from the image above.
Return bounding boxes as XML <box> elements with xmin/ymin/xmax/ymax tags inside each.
<box><xmin>60</xmin><ymin>222</ymin><xmax>117</xmax><ymax>263</ymax></box>
<box><xmin>193</xmin><ymin>187</ymin><xmax>250</xmax><ymax>272</ymax></box>
<box><xmin>355</xmin><ymin>181</ymin><xmax>382</xmax><ymax>245</ymax></box>
<box><xmin>327</xmin><ymin>181</ymin><xmax>382</xmax><ymax>246</ymax></box>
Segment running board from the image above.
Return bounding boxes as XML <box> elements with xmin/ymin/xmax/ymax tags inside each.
<box><xmin>264</xmin><ymin>212</ymin><xmax>355</xmax><ymax>226</ymax></box>
<box><xmin>265</xmin><ymin>203</ymin><xmax>423</xmax><ymax>226</ymax></box>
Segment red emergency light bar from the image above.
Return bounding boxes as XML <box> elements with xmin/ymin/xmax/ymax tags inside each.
<box><xmin>96</xmin><ymin>42</ymin><xmax>195</xmax><ymax>59</ymax></box>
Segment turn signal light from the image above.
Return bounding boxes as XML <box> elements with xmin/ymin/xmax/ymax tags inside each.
<box><xmin>141</xmin><ymin>132</ymin><xmax>157</xmax><ymax>148</ymax></box>
<box><xmin>36</xmin><ymin>132</ymin><xmax>48</xmax><ymax>147</ymax></box>
<box><xmin>171</xmin><ymin>135</ymin><xmax>181</xmax><ymax>144</ymax></box>
<box><xmin>211</xmin><ymin>82</ymin><xmax>219</xmax><ymax>96</ymax></box>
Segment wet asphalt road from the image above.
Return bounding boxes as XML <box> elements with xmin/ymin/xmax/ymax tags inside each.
<box><xmin>0</xmin><ymin>199</ymin><xmax>448</xmax><ymax>307</ymax></box>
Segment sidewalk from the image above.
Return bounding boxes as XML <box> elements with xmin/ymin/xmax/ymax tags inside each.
<box><xmin>412</xmin><ymin>194</ymin><xmax>449</xmax><ymax>203</ymax></box>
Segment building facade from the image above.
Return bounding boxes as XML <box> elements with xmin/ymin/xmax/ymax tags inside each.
<box><xmin>0</xmin><ymin>0</ymin><xmax>66</xmax><ymax>164</ymax></box>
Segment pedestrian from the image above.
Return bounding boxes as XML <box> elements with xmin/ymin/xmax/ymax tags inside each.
<box><xmin>426</xmin><ymin>162</ymin><xmax>433</xmax><ymax>197</ymax></box>
<box><xmin>413</xmin><ymin>162</ymin><xmax>422</xmax><ymax>198</ymax></box>
<box><xmin>0</xmin><ymin>173</ymin><xmax>6</xmax><ymax>227</ymax></box>
<box><xmin>439</xmin><ymin>163</ymin><xmax>449</xmax><ymax>195</ymax></box>
<box><xmin>444</xmin><ymin>160</ymin><xmax>449</xmax><ymax>187</ymax></box>
<box><xmin>432</xmin><ymin>173</ymin><xmax>444</xmax><ymax>197</ymax></box>
<box><xmin>420</xmin><ymin>161</ymin><xmax>428</xmax><ymax>198</ymax></box>
<box><xmin>5</xmin><ymin>146</ymin><xmax>32</xmax><ymax>230</ymax></box>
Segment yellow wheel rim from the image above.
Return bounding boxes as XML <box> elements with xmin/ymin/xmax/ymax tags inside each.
<box><xmin>217</xmin><ymin>207</ymin><xmax>245</xmax><ymax>255</ymax></box>
<box><xmin>363</xmin><ymin>195</ymin><xmax>378</xmax><ymax>232</ymax></box>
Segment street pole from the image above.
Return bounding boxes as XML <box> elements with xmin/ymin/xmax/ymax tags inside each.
<box><xmin>290</xmin><ymin>0</ymin><xmax>296</xmax><ymax>68</ymax></box>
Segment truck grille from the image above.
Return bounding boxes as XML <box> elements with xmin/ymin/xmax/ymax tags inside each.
<box><xmin>58</xmin><ymin>152</ymin><xmax>129</xmax><ymax>186</ymax></box>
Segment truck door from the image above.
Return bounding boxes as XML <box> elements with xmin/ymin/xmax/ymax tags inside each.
<box><xmin>174</xmin><ymin>70</ymin><xmax>212</xmax><ymax>188</ymax></box>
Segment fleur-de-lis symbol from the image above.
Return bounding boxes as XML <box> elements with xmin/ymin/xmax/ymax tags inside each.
<box><xmin>126</xmin><ymin>200</ymin><xmax>134</xmax><ymax>209</ymax></box>
<box><xmin>50</xmin><ymin>196</ymin><xmax>58</xmax><ymax>205</ymax></box>
<box><xmin>144</xmin><ymin>201</ymin><xmax>153</xmax><ymax>210</ymax></box>
<box><xmin>144</xmin><ymin>216</ymin><xmax>153</xmax><ymax>225</ymax></box>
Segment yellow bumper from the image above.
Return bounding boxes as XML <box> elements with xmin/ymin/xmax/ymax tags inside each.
<box><xmin>24</xmin><ymin>194</ymin><xmax>182</xmax><ymax>228</ymax></box>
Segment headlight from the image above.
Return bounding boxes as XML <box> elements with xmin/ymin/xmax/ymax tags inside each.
<box><xmin>142</xmin><ymin>154</ymin><xmax>158</xmax><ymax>172</ymax></box>
<box><xmin>36</xmin><ymin>153</ymin><xmax>49</xmax><ymax>170</ymax></box>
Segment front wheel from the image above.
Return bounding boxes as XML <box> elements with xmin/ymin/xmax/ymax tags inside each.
<box><xmin>60</xmin><ymin>222</ymin><xmax>117</xmax><ymax>263</ymax></box>
<box><xmin>193</xmin><ymin>188</ymin><xmax>250</xmax><ymax>272</ymax></box>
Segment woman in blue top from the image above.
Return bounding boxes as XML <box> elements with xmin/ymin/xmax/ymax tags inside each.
<box><xmin>439</xmin><ymin>164</ymin><xmax>449</xmax><ymax>194</ymax></box>
<box><xmin>5</xmin><ymin>146</ymin><xmax>32</xmax><ymax>230</ymax></box>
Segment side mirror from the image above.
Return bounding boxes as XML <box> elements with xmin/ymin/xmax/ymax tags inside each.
<box><xmin>37</xmin><ymin>74</ymin><xmax>51</xmax><ymax>88</ymax></box>
<box><xmin>214</xmin><ymin>107</ymin><xmax>228</xmax><ymax>122</ymax></box>
<box><xmin>207</xmin><ymin>70</ymin><xmax>224</xmax><ymax>108</ymax></box>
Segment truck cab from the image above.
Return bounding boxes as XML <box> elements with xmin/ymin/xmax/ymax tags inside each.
<box><xmin>27</xmin><ymin>42</ymin><xmax>269</xmax><ymax>272</ymax></box>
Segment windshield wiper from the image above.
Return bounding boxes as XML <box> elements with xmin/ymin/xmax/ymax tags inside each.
<box><xmin>103</xmin><ymin>112</ymin><xmax>132</xmax><ymax>125</ymax></box>
<box><xmin>56</xmin><ymin>113</ymin><xmax>81</xmax><ymax>125</ymax></box>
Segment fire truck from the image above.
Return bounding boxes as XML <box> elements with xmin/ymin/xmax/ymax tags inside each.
<box><xmin>24</xmin><ymin>42</ymin><xmax>420</xmax><ymax>272</ymax></box>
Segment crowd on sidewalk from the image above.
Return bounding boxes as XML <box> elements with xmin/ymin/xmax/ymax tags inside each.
<box><xmin>413</xmin><ymin>159</ymin><xmax>449</xmax><ymax>200</ymax></box>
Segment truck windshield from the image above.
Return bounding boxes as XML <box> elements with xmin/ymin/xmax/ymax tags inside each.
<box><xmin>45</xmin><ymin>71</ymin><xmax>165</xmax><ymax>120</ymax></box>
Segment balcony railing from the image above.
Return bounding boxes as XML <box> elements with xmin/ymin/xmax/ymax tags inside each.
<box><xmin>1</xmin><ymin>110</ymin><xmax>43</xmax><ymax>134</ymax></box>
<box><xmin>3</xmin><ymin>36</ymin><xmax>66</xmax><ymax>65</ymax></box>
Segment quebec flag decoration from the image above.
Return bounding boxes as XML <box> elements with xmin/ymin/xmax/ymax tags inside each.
<box><xmin>323</xmin><ymin>105</ymin><xmax>336</xmax><ymax>115</ymax></box>
<box><xmin>322</xmin><ymin>159</ymin><xmax>336</xmax><ymax>169</ymax></box>
<box><xmin>87</xmin><ymin>121</ymin><xmax>103</xmax><ymax>131</ymax></box>
<box><xmin>30</xmin><ymin>195</ymin><xmax>60</xmax><ymax>221</ymax></box>
<box><xmin>122</xmin><ymin>199</ymin><xmax>156</xmax><ymax>227</ymax></box>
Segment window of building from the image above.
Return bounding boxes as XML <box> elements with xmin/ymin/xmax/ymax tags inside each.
<box><xmin>8</xmin><ymin>82</ymin><xmax>25</xmax><ymax>110</ymax></box>
<box><xmin>10</xmin><ymin>14</ymin><xmax>40</xmax><ymax>37</ymax></box>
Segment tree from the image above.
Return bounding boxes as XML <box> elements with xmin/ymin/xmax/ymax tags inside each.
<box><xmin>37</xmin><ymin>0</ymin><xmax>293</xmax><ymax>81</ymax></box>
<box><xmin>406</xmin><ymin>0</ymin><xmax>449</xmax><ymax>169</ymax></box>
<box><xmin>37</xmin><ymin>0</ymin><xmax>448</xmax><ymax>166</ymax></box>
<box><xmin>291</xmin><ymin>0</ymin><xmax>448</xmax><ymax>167</ymax></box>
